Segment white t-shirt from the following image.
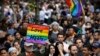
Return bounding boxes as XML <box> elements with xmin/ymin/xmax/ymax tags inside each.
<box><xmin>39</xmin><ymin>10</ymin><xmax>45</xmax><ymax>20</ymax></box>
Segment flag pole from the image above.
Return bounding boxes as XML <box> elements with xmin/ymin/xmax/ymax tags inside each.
<box><xmin>80</xmin><ymin>0</ymin><xmax>85</xmax><ymax>17</ymax></box>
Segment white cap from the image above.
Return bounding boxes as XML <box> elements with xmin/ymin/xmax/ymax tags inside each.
<box><xmin>24</xmin><ymin>42</ymin><xmax>33</xmax><ymax>46</ymax></box>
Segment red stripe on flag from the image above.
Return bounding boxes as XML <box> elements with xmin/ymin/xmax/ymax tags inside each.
<box><xmin>66</xmin><ymin>0</ymin><xmax>72</xmax><ymax>7</ymax></box>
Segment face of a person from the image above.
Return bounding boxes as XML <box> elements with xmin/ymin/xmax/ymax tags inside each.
<box><xmin>94</xmin><ymin>32</ymin><xmax>99</xmax><ymax>40</ymax></box>
<box><xmin>50</xmin><ymin>46</ymin><xmax>55</xmax><ymax>54</ymax></box>
<box><xmin>76</xmin><ymin>39</ymin><xmax>83</xmax><ymax>48</ymax></box>
<box><xmin>25</xmin><ymin>45</ymin><xmax>33</xmax><ymax>52</ymax></box>
<box><xmin>57</xmin><ymin>35</ymin><xmax>64</xmax><ymax>42</ymax></box>
<box><xmin>22</xmin><ymin>23</ymin><xmax>28</xmax><ymax>28</ymax></box>
<box><xmin>78</xmin><ymin>21</ymin><xmax>83</xmax><ymax>27</ymax></box>
<box><xmin>70</xmin><ymin>46</ymin><xmax>78</xmax><ymax>55</ymax></box>
<box><xmin>82</xmin><ymin>47</ymin><xmax>89</xmax><ymax>54</ymax></box>
<box><xmin>15</xmin><ymin>33</ymin><xmax>21</xmax><ymax>39</ymax></box>
<box><xmin>57</xmin><ymin>43</ymin><xmax>63</xmax><ymax>51</ymax></box>
<box><xmin>10</xmin><ymin>51</ymin><xmax>17</xmax><ymax>56</ymax></box>
<box><xmin>82</xmin><ymin>35</ymin><xmax>86</xmax><ymax>43</ymax></box>
<box><xmin>87</xmin><ymin>23</ymin><xmax>91</xmax><ymax>26</ymax></box>
<box><xmin>52</xmin><ymin>25</ymin><xmax>59</xmax><ymax>30</ymax></box>
<box><xmin>8</xmin><ymin>35</ymin><xmax>15</xmax><ymax>42</ymax></box>
<box><xmin>64</xmin><ymin>21</ymin><xmax>68</xmax><ymax>25</ymax></box>
<box><xmin>93</xmin><ymin>48</ymin><xmax>100</xmax><ymax>54</ymax></box>
<box><xmin>86</xmin><ymin>30</ymin><xmax>92</xmax><ymax>37</ymax></box>
<box><xmin>14</xmin><ymin>42</ymin><xmax>20</xmax><ymax>48</ymax></box>
<box><xmin>1</xmin><ymin>50</ymin><xmax>9</xmax><ymax>56</ymax></box>
<box><xmin>68</xmin><ymin>28</ymin><xmax>74</xmax><ymax>34</ymax></box>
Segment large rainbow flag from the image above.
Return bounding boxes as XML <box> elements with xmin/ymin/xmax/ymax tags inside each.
<box><xmin>66</xmin><ymin>0</ymin><xmax>82</xmax><ymax>17</ymax></box>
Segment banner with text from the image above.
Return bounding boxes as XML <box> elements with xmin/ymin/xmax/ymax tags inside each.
<box><xmin>26</xmin><ymin>24</ymin><xmax>49</xmax><ymax>44</ymax></box>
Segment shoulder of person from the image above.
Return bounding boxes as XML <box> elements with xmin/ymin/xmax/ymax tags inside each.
<box><xmin>18</xmin><ymin>52</ymin><xmax>25</xmax><ymax>56</ymax></box>
<box><xmin>63</xmin><ymin>42</ymin><xmax>69</xmax><ymax>46</ymax></box>
<box><xmin>34</xmin><ymin>51</ymin><xmax>45</xmax><ymax>56</ymax></box>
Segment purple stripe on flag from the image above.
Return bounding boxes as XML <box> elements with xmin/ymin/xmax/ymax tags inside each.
<box><xmin>71</xmin><ymin>0</ymin><xmax>82</xmax><ymax>17</ymax></box>
<box><xmin>77</xmin><ymin>3</ymin><xmax>82</xmax><ymax>17</ymax></box>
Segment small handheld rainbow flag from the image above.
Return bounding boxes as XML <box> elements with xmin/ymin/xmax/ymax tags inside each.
<box><xmin>66</xmin><ymin>0</ymin><xmax>82</xmax><ymax>17</ymax></box>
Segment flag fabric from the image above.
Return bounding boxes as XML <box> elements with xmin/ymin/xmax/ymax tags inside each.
<box><xmin>26</xmin><ymin>24</ymin><xmax>49</xmax><ymax>44</ymax></box>
<box><xmin>66</xmin><ymin>0</ymin><xmax>82</xmax><ymax>17</ymax></box>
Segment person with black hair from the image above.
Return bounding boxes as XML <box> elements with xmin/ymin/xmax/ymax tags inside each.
<box><xmin>91</xmin><ymin>42</ymin><xmax>100</xmax><ymax>56</ymax></box>
<box><xmin>0</xmin><ymin>48</ymin><xmax>9</xmax><ymax>56</ymax></box>
<box><xmin>84</xmin><ymin>28</ymin><xmax>94</xmax><ymax>47</ymax></box>
<box><xmin>68</xmin><ymin>45</ymin><xmax>79</xmax><ymax>56</ymax></box>
<box><xmin>74</xmin><ymin>38</ymin><xmax>84</xmax><ymax>49</ymax></box>
<box><xmin>82</xmin><ymin>46</ymin><xmax>91</xmax><ymax>56</ymax></box>
<box><xmin>74</xmin><ymin>38</ymin><xmax>84</xmax><ymax>56</ymax></box>
<box><xmin>93</xmin><ymin>31</ymin><xmax>100</xmax><ymax>43</ymax></box>
<box><xmin>46</xmin><ymin>44</ymin><xmax>55</xmax><ymax>56</ymax></box>
<box><xmin>4</xmin><ymin>34</ymin><xmax>15</xmax><ymax>50</ymax></box>
<box><xmin>54</xmin><ymin>42</ymin><xmax>68</xmax><ymax>56</ymax></box>
<box><xmin>54</xmin><ymin>32</ymin><xmax>69</xmax><ymax>53</ymax></box>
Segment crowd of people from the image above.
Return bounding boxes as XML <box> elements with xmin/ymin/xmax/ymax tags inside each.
<box><xmin>0</xmin><ymin>0</ymin><xmax>100</xmax><ymax>56</ymax></box>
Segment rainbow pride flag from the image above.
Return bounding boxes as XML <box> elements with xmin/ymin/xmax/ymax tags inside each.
<box><xmin>66</xmin><ymin>0</ymin><xmax>82</xmax><ymax>17</ymax></box>
<box><xmin>26</xmin><ymin>24</ymin><xmax>49</xmax><ymax>44</ymax></box>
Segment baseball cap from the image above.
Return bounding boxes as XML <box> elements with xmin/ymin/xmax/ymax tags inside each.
<box><xmin>24</xmin><ymin>42</ymin><xmax>34</xmax><ymax>46</ymax></box>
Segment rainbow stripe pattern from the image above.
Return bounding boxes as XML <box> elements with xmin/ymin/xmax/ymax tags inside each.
<box><xmin>26</xmin><ymin>24</ymin><xmax>49</xmax><ymax>44</ymax></box>
<box><xmin>66</xmin><ymin>0</ymin><xmax>82</xmax><ymax>17</ymax></box>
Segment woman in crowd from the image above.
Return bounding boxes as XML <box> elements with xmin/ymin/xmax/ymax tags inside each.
<box><xmin>49</xmin><ymin>22</ymin><xmax>62</xmax><ymax>43</ymax></box>
<box><xmin>13</xmin><ymin>41</ymin><xmax>21</xmax><ymax>56</ymax></box>
<box><xmin>54</xmin><ymin>42</ymin><xmax>68</xmax><ymax>56</ymax></box>
<box><xmin>47</xmin><ymin>44</ymin><xmax>55</xmax><ymax>56</ymax></box>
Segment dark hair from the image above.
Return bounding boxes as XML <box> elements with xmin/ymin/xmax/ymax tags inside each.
<box><xmin>54</xmin><ymin>42</ymin><xmax>66</xmax><ymax>56</ymax></box>
<box><xmin>94</xmin><ymin>31</ymin><xmax>100</xmax><ymax>35</ymax></box>
<box><xmin>14</xmin><ymin>31</ymin><xmax>22</xmax><ymax>38</ymax></box>
<box><xmin>57</xmin><ymin>32</ymin><xmax>65</xmax><ymax>37</ymax></box>
<box><xmin>14</xmin><ymin>31</ymin><xmax>21</xmax><ymax>36</ymax></box>
<box><xmin>13</xmin><ymin>41</ymin><xmax>20</xmax><ymax>47</ymax></box>
<box><xmin>68</xmin><ymin>44</ymin><xmax>77</xmax><ymax>50</ymax></box>
<box><xmin>83</xmin><ymin>46</ymin><xmax>90</xmax><ymax>51</ymax></box>
<box><xmin>5</xmin><ymin>34</ymin><xmax>13</xmax><ymax>40</ymax></box>
<box><xmin>46</xmin><ymin>44</ymin><xmax>55</xmax><ymax>56</ymax></box>
<box><xmin>68</xmin><ymin>27</ymin><xmax>75</xmax><ymax>32</ymax></box>
<box><xmin>85</xmin><ymin>28</ymin><xmax>94</xmax><ymax>34</ymax></box>
<box><xmin>0</xmin><ymin>48</ymin><xmax>8</xmax><ymax>54</ymax></box>
<box><xmin>74</xmin><ymin>38</ymin><xmax>84</xmax><ymax>44</ymax></box>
